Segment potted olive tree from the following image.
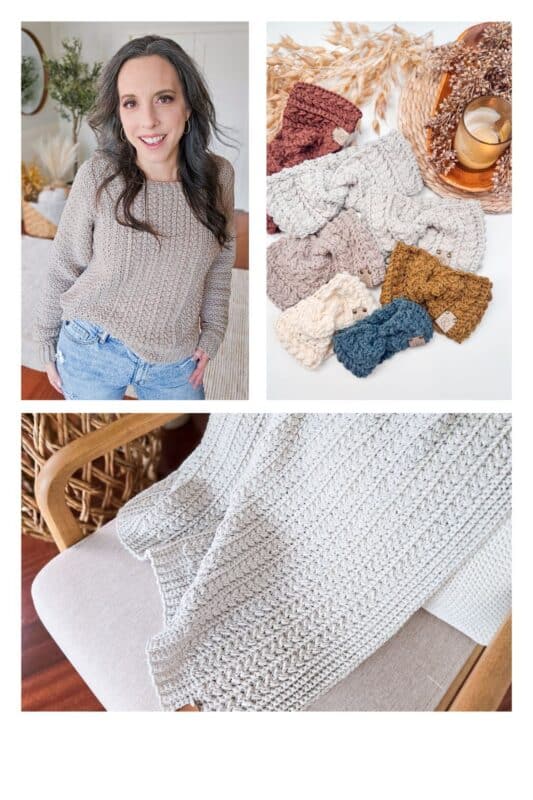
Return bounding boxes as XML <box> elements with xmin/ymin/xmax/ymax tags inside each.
<box><xmin>43</xmin><ymin>38</ymin><xmax>102</xmax><ymax>176</ymax></box>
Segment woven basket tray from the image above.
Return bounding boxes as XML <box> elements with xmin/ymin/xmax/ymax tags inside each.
<box><xmin>21</xmin><ymin>200</ymin><xmax>57</xmax><ymax>238</ymax></box>
<box><xmin>398</xmin><ymin>62</ymin><xmax>511</xmax><ymax>214</ymax></box>
<box><xmin>21</xmin><ymin>414</ymin><xmax>162</xmax><ymax>543</ymax></box>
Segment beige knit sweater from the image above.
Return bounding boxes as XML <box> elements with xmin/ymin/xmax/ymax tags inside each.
<box><xmin>34</xmin><ymin>154</ymin><xmax>236</xmax><ymax>365</ymax></box>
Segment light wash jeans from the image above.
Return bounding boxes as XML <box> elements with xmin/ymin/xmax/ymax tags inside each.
<box><xmin>55</xmin><ymin>319</ymin><xmax>205</xmax><ymax>400</ymax></box>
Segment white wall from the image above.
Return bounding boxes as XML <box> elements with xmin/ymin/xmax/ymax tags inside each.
<box><xmin>21</xmin><ymin>21</ymin><xmax>249</xmax><ymax>209</ymax></box>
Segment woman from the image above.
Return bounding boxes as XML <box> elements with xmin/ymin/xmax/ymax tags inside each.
<box><xmin>34</xmin><ymin>35</ymin><xmax>236</xmax><ymax>399</ymax></box>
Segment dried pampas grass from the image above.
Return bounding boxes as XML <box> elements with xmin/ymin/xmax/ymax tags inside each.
<box><xmin>34</xmin><ymin>134</ymin><xmax>79</xmax><ymax>187</ymax></box>
<box><xmin>267</xmin><ymin>22</ymin><xmax>433</xmax><ymax>140</ymax></box>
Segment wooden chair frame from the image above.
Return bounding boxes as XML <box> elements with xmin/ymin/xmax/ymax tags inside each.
<box><xmin>34</xmin><ymin>413</ymin><xmax>511</xmax><ymax>712</ymax></box>
<box><xmin>35</xmin><ymin>413</ymin><xmax>178</xmax><ymax>551</ymax></box>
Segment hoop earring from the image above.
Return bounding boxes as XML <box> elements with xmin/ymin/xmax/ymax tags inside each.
<box><xmin>184</xmin><ymin>118</ymin><xmax>191</xmax><ymax>135</ymax></box>
<box><xmin>120</xmin><ymin>127</ymin><xmax>127</xmax><ymax>142</ymax></box>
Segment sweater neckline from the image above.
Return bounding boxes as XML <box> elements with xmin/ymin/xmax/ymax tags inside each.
<box><xmin>146</xmin><ymin>178</ymin><xmax>182</xmax><ymax>188</ymax></box>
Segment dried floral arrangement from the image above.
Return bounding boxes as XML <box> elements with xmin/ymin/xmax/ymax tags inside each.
<box><xmin>21</xmin><ymin>162</ymin><xmax>45</xmax><ymax>202</ymax></box>
<box><xmin>34</xmin><ymin>134</ymin><xmax>79</xmax><ymax>188</ymax></box>
<box><xmin>426</xmin><ymin>22</ymin><xmax>512</xmax><ymax>194</ymax></box>
<box><xmin>267</xmin><ymin>22</ymin><xmax>433</xmax><ymax>140</ymax></box>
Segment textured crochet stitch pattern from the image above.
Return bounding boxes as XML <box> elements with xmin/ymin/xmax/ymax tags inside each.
<box><xmin>358</xmin><ymin>190</ymin><xmax>486</xmax><ymax>272</ymax></box>
<box><xmin>33</xmin><ymin>154</ymin><xmax>236</xmax><ymax>365</ymax></box>
<box><xmin>425</xmin><ymin>514</ymin><xmax>511</xmax><ymax>645</ymax></box>
<box><xmin>381</xmin><ymin>242</ymin><xmax>493</xmax><ymax>343</ymax></box>
<box><xmin>275</xmin><ymin>273</ymin><xmax>379</xmax><ymax>368</ymax></box>
<box><xmin>266</xmin><ymin>131</ymin><xmax>423</xmax><ymax>237</ymax></box>
<box><xmin>267</xmin><ymin>209</ymin><xmax>385</xmax><ymax>310</ymax></box>
<box><xmin>266</xmin><ymin>82</ymin><xmax>362</xmax><ymax>234</ymax></box>
<box><xmin>267</xmin><ymin>82</ymin><xmax>362</xmax><ymax>175</ymax></box>
<box><xmin>116</xmin><ymin>413</ymin><xmax>511</xmax><ymax>712</ymax></box>
<box><xmin>333</xmin><ymin>298</ymin><xmax>434</xmax><ymax>378</ymax></box>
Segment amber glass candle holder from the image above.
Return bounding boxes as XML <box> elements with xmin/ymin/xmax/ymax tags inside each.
<box><xmin>453</xmin><ymin>95</ymin><xmax>512</xmax><ymax>170</ymax></box>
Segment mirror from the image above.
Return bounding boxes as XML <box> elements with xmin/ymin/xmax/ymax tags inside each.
<box><xmin>21</xmin><ymin>28</ymin><xmax>48</xmax><ymax>115</ymax></box>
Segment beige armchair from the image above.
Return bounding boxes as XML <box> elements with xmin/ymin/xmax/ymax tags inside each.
<box><xmin>32</xmin><ymin>414</ymin><xmax>511</xmax><ymax>712</ymax></box>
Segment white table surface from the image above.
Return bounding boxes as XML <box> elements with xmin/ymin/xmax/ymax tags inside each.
<box><xmin>266</xmin><ymin>21</ymin><xmax>511</xmax><ymax>401</ymax></box>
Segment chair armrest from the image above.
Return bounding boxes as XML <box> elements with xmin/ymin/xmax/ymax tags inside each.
<box><xmin>449</xmin><ymin>615</ymin><xmax>512</xmax><ymax>711</ymax></box>
<box><xmin>234</xmin><ymin>210</ymin><xmax>249</xmax><ymax>269</ymax></box>
<box><xmin>35</xmin><ymin>414</ymin><xmax>180</xmax><ymax>551</ymax></box>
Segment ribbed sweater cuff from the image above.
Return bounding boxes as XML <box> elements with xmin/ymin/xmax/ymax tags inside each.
<box><xmin>39</xmin><ymin>343</ymin><xmax>57</xmax><ymax>366</ymax></box>
<box><xmin>198</xmin><ymin>329</ymin><xmax>223</xmax><ymax>360</ymax></box>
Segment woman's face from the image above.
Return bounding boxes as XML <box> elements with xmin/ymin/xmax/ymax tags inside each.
<box><xmin>117</xmin><ymin>54</ymin><xmax>190</xmax><ymax>177</ymax></box>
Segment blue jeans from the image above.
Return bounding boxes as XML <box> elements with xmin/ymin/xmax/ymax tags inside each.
<box><xmin>55</xmin><ymin>319</ymin><xmax>205</xmax><ymax>400</ymax></box>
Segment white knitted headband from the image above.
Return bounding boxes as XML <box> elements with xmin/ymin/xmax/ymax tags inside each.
<box><xmin>275</xmin><ymin>273</ymin><xmax>379</xmax><ymax>368</ymax></box>
<box><xmin>358</xmin><ymin>190</ymin><xmax>486</xmax><ymax>272</ymax></box>
<box><xmin>266</xmin><ymin>131</ymin><xmax>423</xmax><ymax>237</ymax></box>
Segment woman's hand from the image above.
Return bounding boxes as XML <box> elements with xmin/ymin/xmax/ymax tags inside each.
<box><xmin>189</xmin><ymin>348</ymin><xmax>209</xmax><ymax>389</ymax></box>
<box><xmin>45</xmin><ymin>361</ymin><xmax>63</xmax><ymax>395</ymax></box>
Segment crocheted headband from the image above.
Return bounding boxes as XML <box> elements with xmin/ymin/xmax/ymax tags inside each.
<box><xmin>267</xmin><ymin>209</ymin><xmax>385</xmax><ymax>310</ymax></box>
<box><xmin>359</xmin><ymin>190</ymin><xmax>486</xmax><ymax>272</ymax></box>
<box><xmin>380</xmin><ymin>242</ymin><xmax>493</xmax><ymax>343</ymax></box>
<box><xmin>267</xmin><ymin>82</ymin><xmax>362</xmax><ymax>176</ymax></box>
<box><xmin>333</xmin><ymin>298</ymin><xmax>434</xmax><ymax>378</ymax></box>
<box><xmin>267</xmin><ymin>131</ymin><xmax>423</xmax><ymax>237</ymax></box>
<box><xmin>266</xmin><ymin>83</ymin><xmax>362</xmax><ymax>235</ymax></box>
<box><xmin>275</xmin><ymin>272</ymin><xmax>379</xmax><ymax>368</ymax></box>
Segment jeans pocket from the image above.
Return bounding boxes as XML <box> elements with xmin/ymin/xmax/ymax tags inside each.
<box><xmin>61</xmin><ymin>319</ymin><xmax>100</xmax><ymax>345</ymax></box>
<box><xmin>178</xmin><ymin>356</ymin><xmax>196</xmax><ymax>370</ymax></box>
<box><xmin>151</xmin><ymin>355</ymin><xmax>197</xmax><ymax>389</ymax></box>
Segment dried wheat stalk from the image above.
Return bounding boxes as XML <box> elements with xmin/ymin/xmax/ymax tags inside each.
<box><xmin>267</xmin><ymin>22</ymin><xmax>433</xmax><ymax>140</ymax></box>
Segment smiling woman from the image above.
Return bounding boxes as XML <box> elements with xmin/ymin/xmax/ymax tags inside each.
<box><xmin>33</xmin><ymin>35</ymin><xmax>237</xmax><ymax>400</ymax></box>
<box><xmin>118</xmin><ymin>57</ymin><xmax>191</xmax><ymax>180</ymax></box>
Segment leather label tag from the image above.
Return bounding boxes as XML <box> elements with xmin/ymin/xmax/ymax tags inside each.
<box><xmin>435</xmin><ymin>310</ymin><xmax>457</xmax><ymax>332</ymax></box>
<box><xmin>408</xmin><ymin>336</ymin><xmax>426</xmax><ymax>347</ymax></box>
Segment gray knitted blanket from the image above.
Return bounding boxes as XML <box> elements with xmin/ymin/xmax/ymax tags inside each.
<box><xmin>116</xmin><ymin>413</ymin><xmax>511</xmax><ymax>711</ymax></box>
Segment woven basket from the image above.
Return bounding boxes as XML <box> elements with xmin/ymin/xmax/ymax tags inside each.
<box><xmin>398</xmin><ymin>63</ymin><xmax>511</xmax><ymax>214</ymax></box>
<box><xmin>21</xmin><ymin>200</ymin><xmax>57</xmax><ymax>239</ymax></box>
<box><xmin>21</xmin><ymin>414</ymin><xmax>162</xmax><ymax>543</ymax></box>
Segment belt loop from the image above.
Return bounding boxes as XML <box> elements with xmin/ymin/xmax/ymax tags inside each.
<box><xmin>98</xmin><ymin>330</ymin><xmax>110</xmax><ymax>344</ymax></box>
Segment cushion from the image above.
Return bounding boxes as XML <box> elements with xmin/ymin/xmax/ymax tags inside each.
<box><xmin>32</xmin><ymin>520</ymin><xmax>477</xmax><ymax>712</ymax></box>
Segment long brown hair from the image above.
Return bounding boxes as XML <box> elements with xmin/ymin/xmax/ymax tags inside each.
<box><xmin>88</xmin><ymin>35</ymin><xmax>233</xmax><ymax>246</ymax></box>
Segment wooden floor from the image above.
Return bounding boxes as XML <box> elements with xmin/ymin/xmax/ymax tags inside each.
<box><xmin>21</xmin><ymin>366</ymin><xmax>139</xmax><ymax>401</ymax></box>
<box><xmin>22</xmin><ymin>366</ymin><xmax>64</xmax><ymax>401</ymax></box>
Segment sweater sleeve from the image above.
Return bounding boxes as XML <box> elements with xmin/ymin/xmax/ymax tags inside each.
<box><xmin>33</xmin><ymin>159</ymin><xmax>98</xmax><ymax>366</ymax></box>
<box><xmin>197</xmin><ymin>158</ymin><xmax>236</xmax><ymax>359</ymax></box>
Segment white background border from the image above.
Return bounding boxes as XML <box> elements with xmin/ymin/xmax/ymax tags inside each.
<box><xmin>6</xmin><ymin>1</ymin><xmax>529</xmax><ymax>798</ymax></box>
